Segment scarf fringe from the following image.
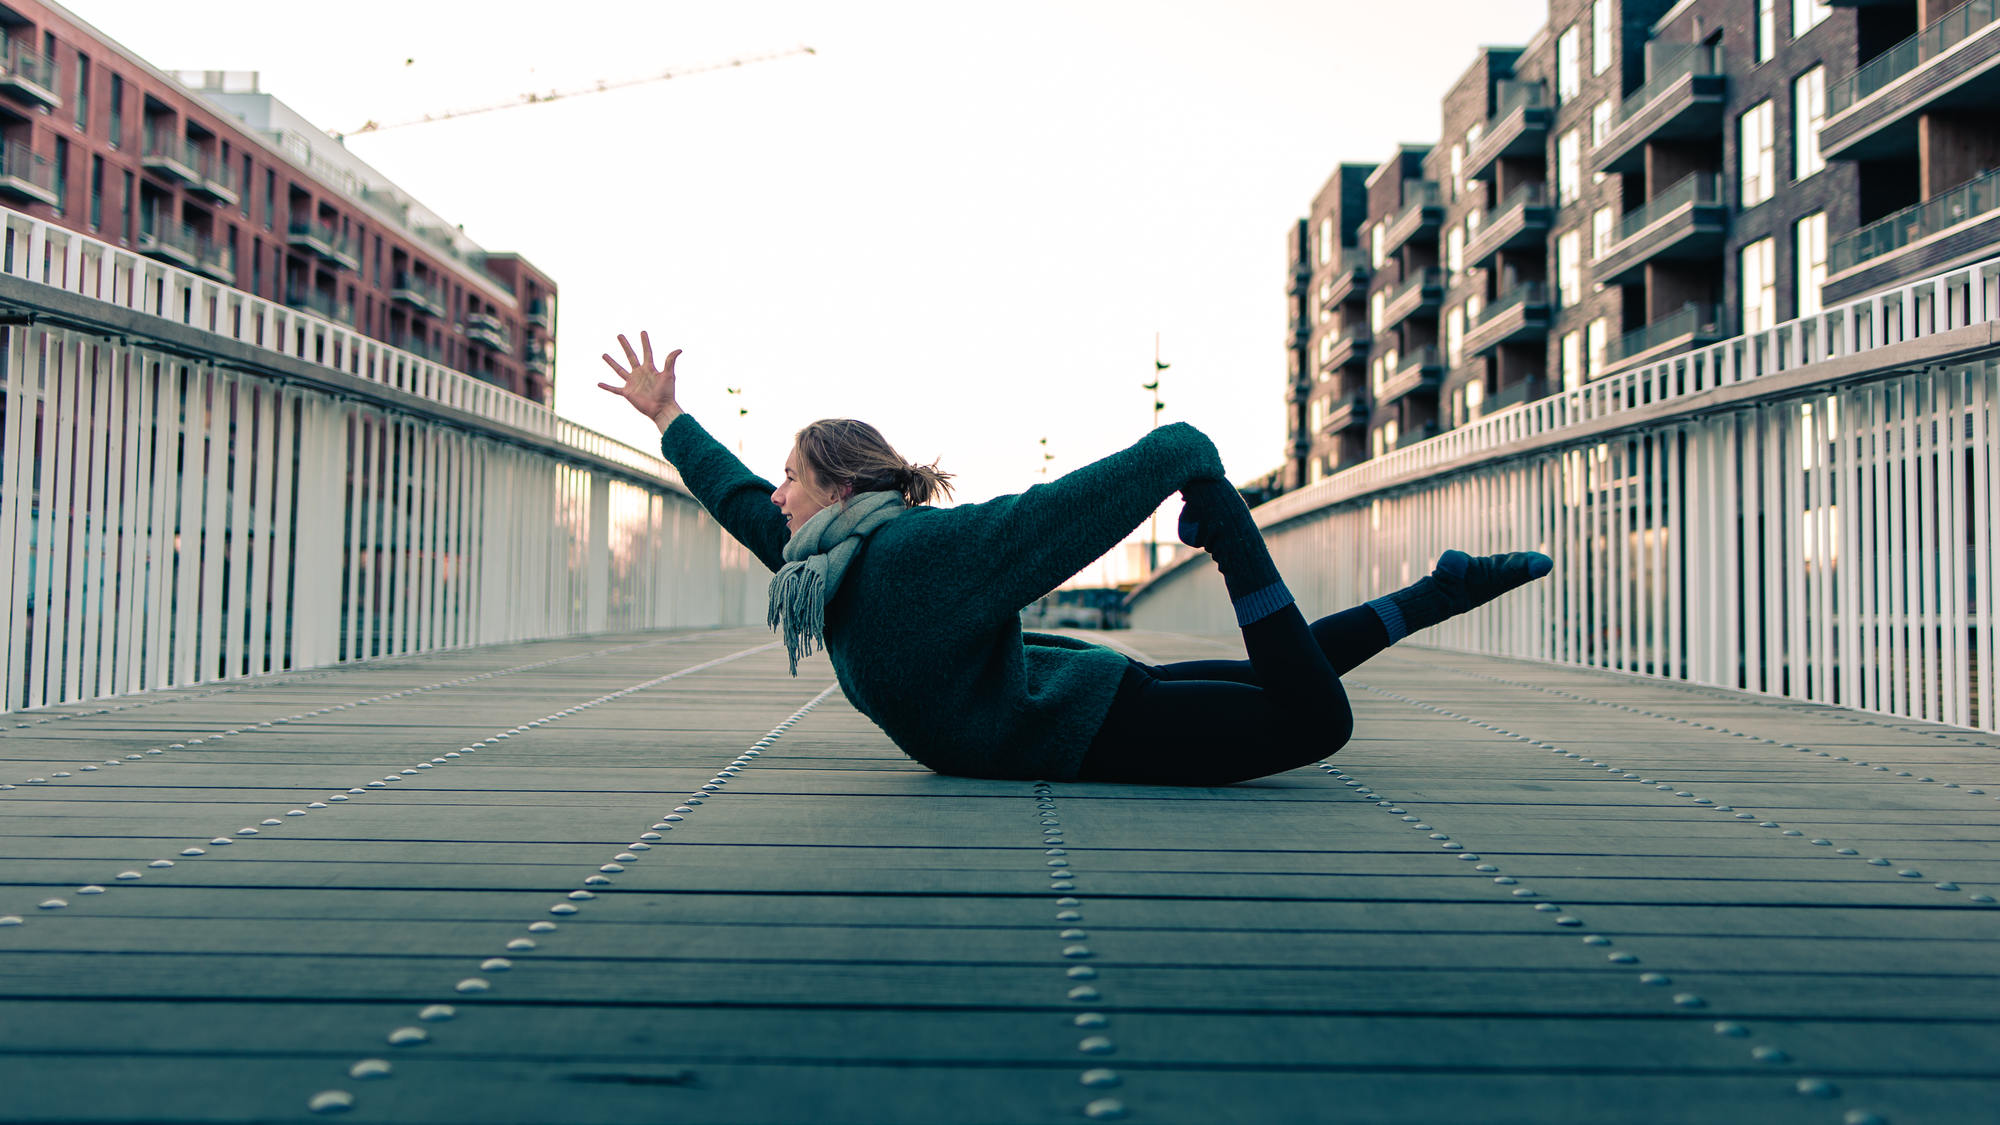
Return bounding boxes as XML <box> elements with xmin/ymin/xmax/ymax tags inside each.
<box><xmin>768</xmin><ymin>560</ymin><xmax>827</xmax><ymax>675</ymax></box>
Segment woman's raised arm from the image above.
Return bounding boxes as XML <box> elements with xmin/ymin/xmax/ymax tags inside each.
<box><xmin>598</xmin><ymin>331</ymin><xmax>684</xmax><ymax>432</ymax></box>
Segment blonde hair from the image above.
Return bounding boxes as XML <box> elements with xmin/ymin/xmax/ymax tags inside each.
<box><xmin>794</xmin><ymin>419</ymin><xmax>954</xmax><ymax>508</ymax></box>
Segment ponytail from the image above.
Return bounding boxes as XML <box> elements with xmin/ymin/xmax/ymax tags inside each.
<box><xmin>795</xmin><ymin>419</ymin><xmax>955</xmax><ymax>509</ymax></box>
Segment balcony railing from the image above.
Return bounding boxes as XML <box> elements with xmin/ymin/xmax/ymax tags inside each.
<box><xmin>284</xmin><ymin>288</ymin><xmax>356</xmax><ymax>325</ymax></box>
<box><xmin>526</xmin><ymin>298</ymin><xmax>554</xmax><ymax>329</ymax></box>
<box><xmin>0</xmin><ymin>146</ymin><xmax>59</xmax><ymax>205</ymax></box>
<box><xmin>1466</xmin><ymin>282</ymin><xmax>1552</xmax><ymax>356</ymax></box>
<box><xmin>392</xmin><ymin>271</ymin><xmax>447</xmax><ymax>317</ymax></box>
<box><xmin>1466</xmin><ymin>81</ymin><xmax>1552</xmax><ymax>181</ymax></box>
<box><xmin>1829</xmin><ymin>166</ymin><xmax>2000</xmax><ymax>277</ymax></box>
<box><xmin>141</xmin><ymin>128</ymin><xmax>201</xmax><ymax>184</ymax></box>
<box><xmin>0</xmin><ymin>43</ymin><xmax>59</xmax><ymax>108</ymax></box>
<box><xmin>195</xmin><ymin>238</ymin><xmax>234</xmax><ymax>281</ymax></box>
<box><xmin>137</xmin><ymin>220</ymin><xmax>201</xmax><ymax>267</ymax></box>
<box><xmin>1378</xmin><ymin>267</ymin><xmax>1446</xmax><ymax>329</ymax></box>
<box><xmin>1592</xmin><ymin>43</ymin><xmax>1725</xmax><ymax>173</ymax></box>
<box><xmin>1465</xmin><ymin>181</ymin><xmax>1553</xmax><ymax>268</ymax></box>
<box><xmin>189</xmin><ymin>151</ymin><xmax>239</xmax><ymax>205</ymax></box>
<box><xmin>1827</xmin><ymin>0</ymin><xmax>2000</xmax><ymax>116</ymax></box>
<box><xmin>287</xmin><ymin>219</ymin><xmax>359</xmax><ymax>269</ymax></box>
<box><xmin>1322</xmin><ymin>394</ymin><xmax>1369</xmax><ymax>434</ymax></box>
<box><xmin>1381</xmin><ymin>181</ymin><xmax>1444</xmax><ymax>254</ymax></box>
<box><xmin>1606</xmin><ymin>302</ymin><xmax>1721</xmax><ymax>365</ymax></box>
<box><xmin>1323</xmin><ymin>248</ymin><xmax>1372</xmax><ymax>305</ymax></box>
<box><xmin>1616</xmin><ymin>173</ymin><xmax>1721</xmax><ymax>244</ymax></box>
<box><xmin>1376</xmin><ymin>346</ymin><xmax>1445</xmax><ymax>404</ymax></box>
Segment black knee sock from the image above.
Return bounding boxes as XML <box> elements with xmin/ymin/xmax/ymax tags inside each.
<box><xmin>1178</xmin><ymin>479</ymin><xmax>1292</xmax><ymax>626</ymax></box>
<box><xmin>1366</xmin><ymin>549</ymin><xmax>1554</xmax><ymax>641</ymax></box>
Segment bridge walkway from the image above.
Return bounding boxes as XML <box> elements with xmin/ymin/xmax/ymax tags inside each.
<box><xmin>1</xmin><ymin>627</ymin><xmax>1995</xmax><ymax>1124</ymax></box>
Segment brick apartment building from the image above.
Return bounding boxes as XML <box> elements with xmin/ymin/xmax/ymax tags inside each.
<box><xmin>0</xmin><ymin>0</ymin><xmax>558</xmax><ymax>404</ymax></box>
<box><xmin>1285</xmin><ymin>0</ymin><xmax>1999</xmax><ymax>491</ymax></box>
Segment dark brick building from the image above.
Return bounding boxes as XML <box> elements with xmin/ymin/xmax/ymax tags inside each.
<box><xmin>1283</xmin><ymin>0</ymin><xmax>1999</xmax><ymax>490</ymax></box>
<box><xmin>0</xmin><ymin>0</ymin><xmax>558</xmax><ymax>405</ymax></box>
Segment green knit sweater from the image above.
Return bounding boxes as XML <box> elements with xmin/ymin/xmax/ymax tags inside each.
<box><xmin>660</xmin><ymin>414</ymin><xmax>1226</xmax><ymax>780</ymax></box>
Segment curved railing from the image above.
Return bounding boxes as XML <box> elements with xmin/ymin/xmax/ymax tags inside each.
<box><xmin>1132</xmin><ymin>255</ymin><xmax>2000</xmax><ymax>732</ymax></box>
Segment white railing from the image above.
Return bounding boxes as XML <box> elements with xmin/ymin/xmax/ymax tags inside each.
<box><xmin>0</xmin><ymin>206</ymin><xmax>765</xmax><ymax>712</ymax></box>
<box><xmin>1133</xmin><ymin>256</ymin><xmax>2000</xmax><ymax>732</ymax></box>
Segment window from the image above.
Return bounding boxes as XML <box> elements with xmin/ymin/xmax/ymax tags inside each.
<box><xmin>1756</xmin><ymin>0</ymin><xmax>1776</xmax><ymax>62</ymax></box>
<box><xmin>1741</xmin><ymin>236</ymin><xmax>1777</xmax><ymax>332</ymax></box>
<box><xmin>240</xmin><ymin>154</ymin><xmax>251</xmax><ymax>217</ymax></box>
<box><xmin>1449</xmin><ymin>143</ymin><xmax>1464</xmax><ymax>200</ymax></box>
<box><xmin>108</xmin><ymin>74</ymin><xmax>122</xmax><ymax>148</ymax></box>
<box><xmin>1465</xmin><ymin>291</ymin><xmax>1483</xmax><ymax>325</ymax></box>
<box><xmin>264</xmin><ymin>170</ymin><xmax>276</xmax><ymax>229</ymax></box>
<box><xmin>1561</xmin><ymin>330</ymin><xmax>1584</xmax><ymax>391</ymax></box>
<box><xmin>1739</xmin><ymin>100</ymin><xmax>1775</xmax><ymax>206</ymax></box>
<box><xmin>1557</xmin><ymin>26</ymin><xmax>1581</xmax><ymax>101</ymax></box>
<box><xmin>1370</xmin><ymin>289</ymin><xmax>1386</xmax><ymax>333</ymax></box>
<box><xmin>1592</xmin><ymin>205</ymin><xmax>1614</xmax><ymax>260</ymax></box>
<box><xmin>1557</xmin><ymin>229</ymin><xmax>1582</xmax><ymax>305</ymax></box>
<box><xmin>53</xmin><ymin>139</ymin><xmax>68</xmax><ymax>214</ymax></box>
<box><xmin>121</xmin><ymin>170</ymin><xmax>132</xmax><ymax>243</ymax></box>
<box><xmin>1369</xmin><ymin>222</ymin><xmax>1384</xmax><ymax>268</ymax></box>
<box><xmin>1557</xmin><ymin>128</ymin><xmax>1582</xmax><ymax>205</ymax></box>
<box><xmin>1795</xmin><ymin>212</ymin><xmax>1827</xmax><ymax>318</ymax></box>
<box><xmin>1592</xmin><ymin>1</ymin><xmax>1613</xmax><ymax>76</ymax></box>
<box><xmin>1318</xmin><ymin>216</ymin><xmax>1333</xmax><ymax>264</ymax></box>
<box><xmin>1446</xmin><ymin>304</ymin><xmax>1466</xmax><ymax>368</ymax></box>
<box><xmin>88</xmin><ymin>155</ymin><xmax>101</xmax><ymax>228</ymax></box>
<box><xmin>74</xmin><ymin>53</ymin><xmax>88</xmax><ymax>129</ymax></box>
<box><xmin>1318</xmin><ymin>332</ymin><xmax>1335</xmax><ymax>362</ymax></box>
<box><xmin>1445</xmin><ymin>224</ymin><xmax>1464</xmax><ymax>279</ymax></box>
<box><xmin>1793</xmin><ymin>66</ymin><xmax>1825</xmax><ymax>180</ymax></box>
<box><xmin>1465</xmin><ymin>377</ymin><xmax>1484</xmax><ymax>415</ymax></box>
<box><xmin>1591</xmin><ymin>98</ymin><xmax>1613</xmax><ymax>150</ymax></box>
<box><xmin>1793</xmin><ymin>0</ymin><xmax>1831</xmax><ymax>37</ymax></box>
<box><xmin>1586</xmin><ymin>318</ymin><xmax>1607</xmax><ymax>379</ymax></box>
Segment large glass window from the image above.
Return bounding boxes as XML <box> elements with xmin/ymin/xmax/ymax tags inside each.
<box><xmin>1756</xmin><ymin>0</ymin><xmax>1776</xmax><ymax>62</ymax></box>
<box><xmin>1739</xmin><ymin>100</ymin><xmax>1776</xmax><ymax>207</ymax></box>
<box><xmin>1318</xmin><ymin>216</ymin><xmax>1333</xmax><ymax>264</ymax></box>
<box><xmin>1445</xmin><ymin>224</ymin><xmax>1464</xmax><ymax>279</ymax></box>
<box><xmin>1450</xmin><ymin>143</ymin><xmax>1464</xmax><ymax>200</ymax></box>
<box><xmin>1446</xmin><ymin>305</ymin><xmax>1466</xmax><ymax>368</ymax></box>
<box><xmin>1557</xmin><ymin>128</ymin><xmax>1582</xmax><ymax>205</ymax></box>
<box><xmin>1591</xmin><ymin>98</ymin><xmax>1613</xmax><ymax>150</ymax></box>
<box><xmin>1793</xmin><ymin>0</ymin><xmax>1831</xmax><ymax>37</ymax></box>
<box><xmin>1592</xmin><ymin>206</ymin><xmax>1614</xmax><ymax>260</ymax></box>
<box><xmin>1561</xmin><ymin>330</ymin><xmax>1583</xmax><ymax>391</ymax></box>
<box><xmin>1586</xmin><ymin>318</ymin><xmax>1607</xmax><ymax>380</ymax></box>
<box><xmin>74</xmin><ymin>53</ymin><xmax>89</xmax><ymax>130</ymax></box>
<box><xmin>108</xmin><ymin>74</ymin><xmax>123</xmax><ymax>148</ymax></box>
<box><xmin>1557</xmin><ymin>229</ymin><xmax>1582</xmax><ymax>306</ymax></box>
<box><xmin>1592</xmin><ymin>2</ymin><xmax>1614</xmax><ymax>76</ymax></box>
<box><xmin>1741</xmin><ymin>236</ymin><xmax>1777</xmax><ymax>332</ymax></box>
<box><xmin>1370</xmin><ymin>222</ymin><xmax>1384</xmax><ymax>268</ymax></box>
<box><xmin>1795</xmin><ymin>212</ymin><xmax>1827</xmax><ymax>318</ymax></box>
<box><xmin>1793</xmin><ymin>66</ymin><xmax>1825</xmax><ymax>180</ymax></box>
<box><xmin>1557</xmin><ymin>26</ymin><xmax>1581</xmax><ymax>102</ymax></box>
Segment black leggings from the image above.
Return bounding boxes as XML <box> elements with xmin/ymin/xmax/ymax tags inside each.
<box><xmin>1075</xmin><ymin>605</ymin><xmax>1389</xmax><ymax>786</ymax></box>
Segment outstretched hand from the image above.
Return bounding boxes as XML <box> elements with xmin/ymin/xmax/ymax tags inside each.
<box><xmin>598</xmin><ymin>332</ymin><xmax>683</xmax><ymax>431</ymax></box>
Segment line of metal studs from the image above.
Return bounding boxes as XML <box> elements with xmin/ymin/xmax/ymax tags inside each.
<box><xmin>1430</xmin><ymin>662</ymin><xmax>2000</xmax><ymax>809</ymax></box>
<box><xmin>1</xmin><ymin>634</ymin><xmax>712</xmax><ymax>791</ymax></box>
<box><xmin>1031</xmin><ymin>780</ymin><xmax>1126</xmax><ymax>1123</ymax></box>
<box><xmin>1</xmin><ymin>643</ymin><xmax>778</xmax><ymax>928</ymax></box>
<box><xmin>303</xmin><ymin>681</ymin><xmax>839</xmax><ymax>1116</ymax></box>
<box><xmin>1377</xmin><ymin>667</ymin><xmax>1999</xmax><ymax>907</ymax></box>
<box><xmin>1328</xmin><ymin>679</ymin><xmax>1898</xmax><ymax>1124</ymax></box>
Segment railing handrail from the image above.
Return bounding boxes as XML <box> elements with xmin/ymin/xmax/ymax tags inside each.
<box><xmin>1387</xmin><ymin>266</ymin><xmax>1445</xmax><ymax>302</ymax></box>
<box><xmin>1828</xmin><ymin>0</ymin><xmax>1999</xmax><ymax>116</ymax></box>
<box><xmin>1492</xmin><ymin>79</ymin><xmax>1548</xmax><ymax>119</ymax></box>
<box><xmin>1612</xmin><ymin>41</ymin><xmax>1720</xmax><ymax>128</ymax></box>
<box><xmin>1828</xmin><ymin>165</ymin><xmax>2000</xmax><ymax>276</ymax></box>
<box><xmin>0</xmin><ymin>42</ymin><xmax>55</xmax><ymax>85</ymax></box>
<box><xmin>0</xmin><ymin>146</ymin><xmax>53</xmax><ymax>185</ymax></box>
<box><xmin>1477</xmin><ymin>280</ymin><xmax>1549</xmax><ymax>323</ymax></box>
<box><xmin>1615</xmin><ymin>172</ymin><xmax>1721</xmax><ymax>243</ymax></box>
<box><xmin>1607</xmin><ymin>302</ymin><xmax>1718</xmax><ymax>361</ymax></box>
<box><xmin>1492</xmin><ymin>180</ymin><xmax>1550</xmax><ymax>217</ymax></box>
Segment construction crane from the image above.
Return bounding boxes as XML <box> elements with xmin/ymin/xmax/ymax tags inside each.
<box><xmin>335</xmin><ymin>45</ymin><xmax>815</xmax><ymax>138</ymax></box>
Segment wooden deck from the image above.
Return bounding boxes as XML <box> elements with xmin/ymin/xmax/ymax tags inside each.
<box><xmin>2</xmin><ymin>626</ymin><xmax>1996</xmax><ymax>1124</ymax></box>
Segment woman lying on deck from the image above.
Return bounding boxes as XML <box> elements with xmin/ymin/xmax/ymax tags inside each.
<box><xmin>599</xmin><ymin>332</ymin><xmax>1551</xmax><ymax>786</ymax></box>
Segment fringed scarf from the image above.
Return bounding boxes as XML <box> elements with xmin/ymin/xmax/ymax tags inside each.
<box><xmin>768</xmin><ymin>490</ymin><xmax>907</xmax><ymax>674</ymax></box>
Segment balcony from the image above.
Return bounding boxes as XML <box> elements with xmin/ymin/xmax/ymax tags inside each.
<box><xmin>526</xmin><ymin>298</ymin><xmax>554</xmax><ymax>330</ymax></box>
<box><xmin>1319</xmin><ymin>324</ymin><xmax>1371</xmax><ymax>371</ymax></box>
<box><xmin>194</xmin><ymin>239</ymin><xmax>234</xmax><ymax>284</ymax></box>
<box><xmin>0</xmin><ymin>44</ymin><xmax>59</xmax><ymax>111</ymax></box>
<box><xmin>1465</xmin><ymin>82</ymin><xmax>1553</xmax><ymax>182</ymax></box>
<box><xmin>188</xmin><ymin>151</ymin><xmax>239</xmax><ymax>207</ymax></box>
<box><xmin>140</xmin><ymin>128</ymin><xmax>202</xmax><ymax>186</ymax></box>
<box><xmin>1378</xmin><ymin>267</ymin><xmax>1446</xmax><ymax>330</ymax></box>
<box><xmin>284</xmin><ymin>288</ymin><xmax>356</xmax><ymax>325</ymax></box>
<box><xmin>1591</xmin><ymin>43</ymin><xmax>1727</xmax><ymax>175</ymax></box>
<box><xmin>1824</xmin><ymin>166</ymin><xmax>2000</xmax><ymax>302</ymax></box>
<box><xmin>1464</xmin><ymin>282</ymin><xmax>1552</xmax><ymax>358</ymax></box>
<box><xmin>1465</xmin><ymin>182</ymin><xmax>1554</xmax><ymax>270</ymax></box>
<box><xmin>1288</xmin><ymin>256</ymin><xmax>1310</xmax><ymax>299</ymax></box>
<box><xmin>1380</xmin><ymin>182</ymin><xmax>1444</xmax><ymax>256</ymax></box>
<box><xmin>1322</xmin><ymin>248</ymin><xmax>1372</xmax><ymax>306</ymax></box>
<box><xmin>1321</xmin><ymin>394</ymin><xmax>1369</xmax><ymax>434</ymax></box>
<box><xmin>137</xmin><ymin>221</ymin><xmax>200</xmax><ymax>270</ymax></box>
<box><xmin>1483</xmin><ymin>375</ymin><xmax>1547</xmax><ymax>414</ymax></box>
<box><xmin>1375</xmin><ymin>346</ymin><xmax>1445</xmax><ymax>406</ymax></box>
<box><xmin>1821</xmin><ymin>0</ymin><xmax>2000</xmax><ymax>160</ymax></box>
<box><xmin>393</xmin><ymin>272</ymin><xmax>447</xmax><ymax>318</ymax></box>
<box><xmin>287</xmin><ymin>218</ymin><xmax>360</xmax><ymax>270</ymax></box>
<box><xmin>1592</xmin><ymin>173</ymin><xmax>1728</xmax><ymax>287</ymax></box>
<box><xmin>0</xmin><ymin>147</ymin><xmax>58</xmax><ymax>206</ymax></box>
<box><xmin>1395</xmin><ymin>422</ymin><xmax>1441</xmax><ymax>450</ymax></box>
<box><xmin>1602</xmin><ymin>303</ymin><xmax>1723</xmax><ymax>374</ymax></box>
<box><xmin>1288</xmin><ymin>315</ymin><xmax>1313</xmax><ymax>351</ymax></box>
<box><xmin>465</xmin><ymin>311</ymin><xmax>511</xmax><ymax>353</ymax></box>
<box><xmin>1289</xmin><ymin>428</ymin><xmax>1313</xmax><ymax>458</ymax></box>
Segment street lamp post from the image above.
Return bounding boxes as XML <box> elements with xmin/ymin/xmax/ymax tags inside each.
<box><xmin>1144</xmin><ymin>333</ymin><xmax>1168</xmax><ymax>571</ymax></box>
<box><xmin>725</xmin><ymin>386</ymin><xmax>748</xmax><ymax>454</ymax></box>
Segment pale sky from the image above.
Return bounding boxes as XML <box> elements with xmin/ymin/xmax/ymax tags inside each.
<box><xmin>67</xmin><ymin>0</ymin><xmax>1544</xmax><ymax>582</ymax></box>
